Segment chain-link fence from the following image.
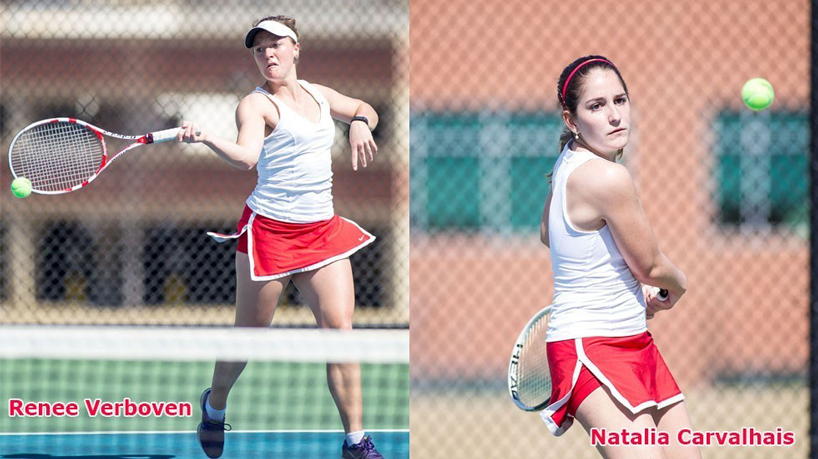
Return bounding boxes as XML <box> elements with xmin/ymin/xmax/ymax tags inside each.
<box><xmin>1</xmin><ymin>0</ymin><xmax>409</xmax><ymax>327</ymax></box>
<box><xmin>410</xmin><ymin>0</ymin><xmax>809</xmax><ymax>458</ymax></box>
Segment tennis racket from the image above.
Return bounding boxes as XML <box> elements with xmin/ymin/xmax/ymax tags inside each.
<box><xmin>507</xmin><ymin>288</ymin><xmax>669</xmax><ymax>411</ymax></box>
<box><xmin>8</xmin><ymin>118</ymin><xmax>184</xmax><ymax>195</ymax></box>
<box><xmin>508</xmin><ymin>305</ymin><xmax>553</xmax><ymax>411</ymax></box>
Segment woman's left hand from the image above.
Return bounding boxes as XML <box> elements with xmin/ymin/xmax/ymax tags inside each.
<box><xmin>349</xmin><ymin>122</ymin><xmax>378</xmax><ymax>171</ymax></box>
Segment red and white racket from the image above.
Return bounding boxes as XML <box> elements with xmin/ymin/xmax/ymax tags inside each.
<box><xmin>8</xmin><ymin>118</ymin><xmax>183</xmax><ymax>195</ymax></box>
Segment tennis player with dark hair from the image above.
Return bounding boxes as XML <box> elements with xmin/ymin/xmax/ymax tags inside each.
<box><xmin>539</xmin><ymin>55</ymin><xmax>701</xmax><ymax>458</ymax></box>
<box><xmin>180</xmin><ymin>15</ymin><xmax>382</xmax><ymax>459</ymax></box>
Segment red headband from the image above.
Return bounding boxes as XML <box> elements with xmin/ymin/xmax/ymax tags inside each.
<box><xmin>561</xmin><ymin>58</ymin><xmax>615</xmax><ymax>106</ymax></box>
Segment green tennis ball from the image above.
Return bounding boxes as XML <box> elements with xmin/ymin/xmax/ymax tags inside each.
<box><xmin>11</xmin><ymin>177</ymin><xmax>32</xmax><ymax>198</ymax></box>
<box><xmin>742</xmin><ymin>78</ymin><xmax>774</xmax><ymax>111</ymax></box>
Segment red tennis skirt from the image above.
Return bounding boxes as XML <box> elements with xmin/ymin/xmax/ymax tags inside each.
<box><xmin>207</xmin><ymin>205</ymin><xmax>374</xmax><ymax>281</ymax></box>
<box><xmin>540</xmin><ymin>332</ymin><xmax>684</xmax><ymax>436</ymax></box>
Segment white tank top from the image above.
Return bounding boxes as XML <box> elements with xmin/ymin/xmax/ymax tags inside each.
<box><xmin>545</xmin><ymin>143</ymin><xmax>647</xmax><ymax>342</ymax></box>
<box><xmin>246</xmin><ymin>80</ymin><xmax>335</xmax><ymax>223</ymax></box>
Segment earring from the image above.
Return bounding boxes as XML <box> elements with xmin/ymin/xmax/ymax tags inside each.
<box><xmin>573</xmin><ymin>132</ymin><xmax>579</xmax><ymax>140</ymax></box>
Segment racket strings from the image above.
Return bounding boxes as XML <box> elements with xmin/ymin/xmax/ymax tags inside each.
<box><xmin>10</xmin><ymin>122</ymin><xmax>105</xmax><ymax>192</ymax></box>
<box><xmin>516</xmin><ymin>315</ymin><xmax>552</xmax><ymax>407</ymax></box>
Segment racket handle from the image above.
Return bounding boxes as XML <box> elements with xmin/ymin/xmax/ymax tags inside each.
<box><xmin>656</xmin><ymin>288</ymin><xmax>669</xmax><ymax>301</ymax></box>
<box><xmin>148</xmin><ymin>128</ymin><xmax>182</xmax><ymax>144</ymax></box>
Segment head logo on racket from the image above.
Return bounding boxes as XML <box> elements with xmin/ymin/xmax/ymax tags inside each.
<box><xmin>508</xmin><ymin>305</ymin><xmax>552</xmax><ymax>411</ymax></box>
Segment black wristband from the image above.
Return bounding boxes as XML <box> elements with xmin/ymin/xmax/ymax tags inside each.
<box><xmin>351</xmin><ymin>116</ymin><xmax>370</xmax><ymax>129</ymax></box>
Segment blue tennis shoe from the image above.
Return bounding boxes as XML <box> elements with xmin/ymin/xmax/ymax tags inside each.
<box><xmin>342</xmin><ymin>435</ymin><xmax>384</xmax><ymax>458</ymax></box>
<box><xmin>197</xmin><ymin>388</ymin><xmax>231</xmax><ymax>458</ymax></box>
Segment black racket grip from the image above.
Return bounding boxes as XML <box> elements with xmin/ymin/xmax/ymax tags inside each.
<box><xmin>657</xmin><ymin>289</ymin><xmax>669</xmax><ymax>301</ymax></box>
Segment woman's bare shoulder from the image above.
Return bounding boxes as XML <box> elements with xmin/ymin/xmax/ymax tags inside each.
<box><xmin>575</xmin><ymin>158</ymin><xmax>632</xmax><ymax>186</ymax></box>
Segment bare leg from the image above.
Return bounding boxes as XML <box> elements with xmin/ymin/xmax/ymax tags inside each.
<box><xmin>292</xmin><ymin>258</ymin><xmax>362</xmax><ymax>434</ymax></box>
<box><xmin>208</xmin><ymin>251</ymin><xmax>290</xmax><ymax>410</ymax></box>
<box><xmin>574</xmin><ymin>386</ymin><xmax>667</xmax><ymax>459</ymax></box>
<box><xmin>652</xmin><ymin>401</ymin><xmax>702</xmax><ymax>459</ymax></box>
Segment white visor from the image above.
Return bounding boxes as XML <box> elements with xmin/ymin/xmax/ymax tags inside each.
<box><xmin>244</xmin><ymin>20</ymin><xmax>298</xmax><ymax>48</ymax></box>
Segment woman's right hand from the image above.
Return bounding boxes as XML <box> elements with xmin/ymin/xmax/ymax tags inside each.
<box><xmin>643</xmin><ymin>285</ymin><xmax>682</xmax><ymax>320</ymax></box>
<box><xmin>177</xmin><ymin>121</ymin><xmax>206</xmax><ymax>144</ymax></box>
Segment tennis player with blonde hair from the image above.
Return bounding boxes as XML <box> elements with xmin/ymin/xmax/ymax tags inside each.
<box><xmin>539</xmin><ymin>55</ymin><xmax>701</xmax><ymax>458</ymax></box>
<box><xmin>180</xmin><ymin>15</ymin><xmax>383</xmax><ymax>458</ymax></box>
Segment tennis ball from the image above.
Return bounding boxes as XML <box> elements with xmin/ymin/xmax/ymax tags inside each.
<box><xmin>11</xmin><ymin>177</ymin><xmax>32</xmax><ymax>198</ymax></box>
<box><xmin>742</xmin><ymin>78</ymin><xmax>774</xmax><ymax>111</ymax></box>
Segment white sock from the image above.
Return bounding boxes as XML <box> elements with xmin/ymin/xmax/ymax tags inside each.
<box><xmin>345</xmin><ymin>430</ymin><xmax>365</xmax><ymax>446</ymax></box>
<box><xmin>205</xmin><ymin>395</ymin><xmax>226</xmax><ymax>422</ymax></box>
